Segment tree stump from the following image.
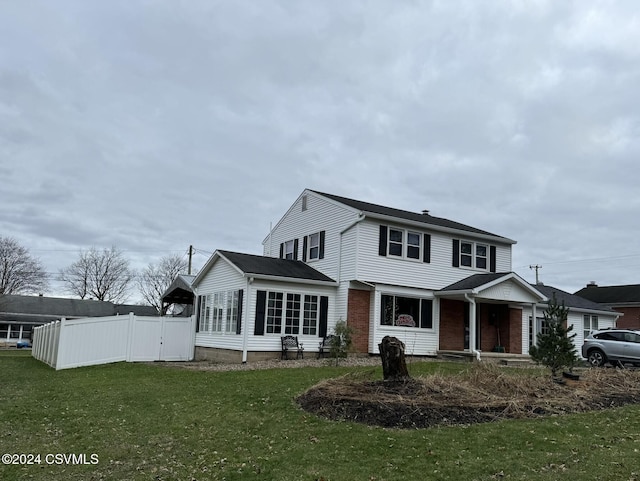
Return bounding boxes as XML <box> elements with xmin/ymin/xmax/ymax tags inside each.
<box><xmin>378</xmin><ymin>336</ymin><xmax>410</xmax><ymax>381</ymax></box>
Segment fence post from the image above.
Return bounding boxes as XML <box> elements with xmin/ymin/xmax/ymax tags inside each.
<box><xmin>126</xmin><ymin>312</ymin><xmax>135</xmax><ymax>362</ymax></box>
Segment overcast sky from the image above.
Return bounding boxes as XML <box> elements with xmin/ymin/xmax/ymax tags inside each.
<box><xmin>1</xmin><ymin>1</ymin><xmax>639</xmax><ymax>301</ymax></box>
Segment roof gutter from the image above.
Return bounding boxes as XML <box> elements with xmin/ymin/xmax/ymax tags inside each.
<box><xmin>243</xmin><ymin>273</ymin><xmax>338</xmax><ymax>287</ymax></box>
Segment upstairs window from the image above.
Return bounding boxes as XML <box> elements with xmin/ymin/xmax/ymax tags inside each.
<box><xmin>302</xmin><ymin>231</ymin><xmax>325</xmax><ymax>262</ymax></box>
<box><xmin>407</xmin><ymin>232</ymin><xmax>421</xmax><ymax>259</ymax></box>
<box><xmin>283</xmin><ymin>240</ymin><xmax>295</xmax><ymax>260</ymax></box>
<box><xmin>378</xmin><ymin>225</ymin><xmax>430</xmax><ymax>263</ymax></box>
<box><xmin>308</xmin><ymin>232</ymin><xmax>320</xmax><ymax>260</ymax></box>
<box><xmin>280</xmin><ymin>239</ymin><xmax>299</xmax><ymax>260</ymax></box>
<box><xmin>453</xmin><ymin>240</ymin><xmax>495</xmax><ymax>272</ymax></box>
<box><xmin>389</xmin><ymin>229</ymin><xmax>403</xmax><ymax>256</ymax></box>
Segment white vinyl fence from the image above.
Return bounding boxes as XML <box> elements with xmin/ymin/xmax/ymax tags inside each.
<box><xmin>32</xmin><ymin>314</ymin><xmax>195</xmax><ymax>370</ymax></box>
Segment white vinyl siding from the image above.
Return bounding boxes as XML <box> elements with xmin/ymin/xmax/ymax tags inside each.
<box><xmin>356</xmin><ymin>220</ymin><xmax>512</xmax><ymax>290</ymax></box>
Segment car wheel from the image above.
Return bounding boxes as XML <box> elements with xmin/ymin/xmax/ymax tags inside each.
<box><xmin>588</xmin><ymin>349</ymin><xmax>606</xmax><ymax>367</ymax></box>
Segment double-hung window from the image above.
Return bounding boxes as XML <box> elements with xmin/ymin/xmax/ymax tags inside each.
<box><xmin>388</xmin><ymin>229</ymin><xmax>403</xmax><ymax>257</ymax></box>
<box><xmin>308</xmin><ymin>233</ymin><xmax>320</xmax><ymax>260</ymax></box>
<box><xmin>459</xmin><ymin>241</ymin><xmax>489</xmax><ymax>270</ymax></box>
<box><xmin>283</xmin><ymin>240</ymin><xmax>295</xmax><ymax>260</ymax></box>
<box><xmin>407</xmin><ymin>232</ymin><xmax>421</xmax><ymax>259</ymax></box>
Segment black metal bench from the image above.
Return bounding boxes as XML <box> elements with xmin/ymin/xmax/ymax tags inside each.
<box><xmin>317</xmin><ymin>334</ymin><xmax>339</xmax><ymax>358</ymax></box>
<box><xmin>281</xmin><ymin>335</ymin><xmax>304</xmax><ymax>360</ymax></box>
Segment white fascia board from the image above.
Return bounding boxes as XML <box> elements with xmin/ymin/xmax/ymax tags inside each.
<box><xmin>248</xmin><ymin>273</ymin><xmax>339</xmax><ymax>287</ymax></box>
<box><xmin>191</xmin><ymin>251</ymin><xmax>220</xmax><ymax>287</ymax></box>
<box><xmin>363</xmin><ymin>212</ymin><xmax>517</xmax><ymax>245</ymax></box>
<box><xmin>479</xmin><ymin>273</ymin><xmax>548</xmax><ymax>301</ymax></box>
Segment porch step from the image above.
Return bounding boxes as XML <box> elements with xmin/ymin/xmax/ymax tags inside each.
<box><xmin>499</xmin><ymin>358</ymin><xmax>535</xmax><ymax>367</ymax></box>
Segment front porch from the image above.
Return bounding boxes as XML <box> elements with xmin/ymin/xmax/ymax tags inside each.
<box><xmin>437</xmin><ymin>272</ymin><xmax>548</xmax><ymax>356</ymax></box>
<box><xmin>437</xmin><ymin>349</ymin><xmax>534</xmax><ymax>365</ymax></box>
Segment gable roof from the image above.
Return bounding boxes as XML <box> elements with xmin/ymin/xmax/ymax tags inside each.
<box><xmin>534</xmin><ymin>284</ymin><xmax>617</xmax><ymax>313</ymax></box>
<box><xmin>311</xmin><ymin>190</ymin><xmax>516</xmax><ymax>244</ymax></box>
<box><xmin>161</xmin><ymin>274</ymin><xmax>195</xmax><ymax>305</ymax></box>
<box><xmin>438</xmin><ymin>272</ymin><xmax>547</xmax><ymax>303</ymax></box>
<box><xmin>192</xmin><ymin>250</ymin><xmax>337</xmax><ymax>287</ymax></box>
<box><xmin>0</xmin><ymin>295</ymin><xmax>158</xmax><ymax>324</ymax></box>
<box><xmin>574</xmin><ymin>284</ymin><xmax>640</xmax><ymax>305</ymax></box>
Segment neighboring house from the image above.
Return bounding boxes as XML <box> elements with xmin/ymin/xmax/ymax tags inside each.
<box><xmin>0</xmin><ymin>294</ymin><xmax>158</xmax><ymax>345</ymax></box>
<box><xmin>161</xmin><ymin>274</ymin><xmax>196</xmax><ymax>316</ymax></box>
<box><xmin>521</xmin><ymin>284</ymin><xmax>620</xmax><ymax>357</ymax></box>
<box><xmin>574</xmin><ymin>282</ymin><xmax>640</xmax><ymax>329</ymax></box>
<box><xmin>192</xmin><ymin>189</ymin><xmax>566</xmax><ymax>362</ymax></box>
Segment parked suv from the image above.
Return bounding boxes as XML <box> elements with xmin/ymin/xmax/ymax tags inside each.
<box><xmin>582</xmin><ymin>329</ymin><xmax>640</xmax><ymax>367</ymax></box>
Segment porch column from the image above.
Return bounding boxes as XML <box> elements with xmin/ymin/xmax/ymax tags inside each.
<box><xmin>467</xmin><ymin>296</ymin><xmax>477</xmax><ymax>353</ymax></box>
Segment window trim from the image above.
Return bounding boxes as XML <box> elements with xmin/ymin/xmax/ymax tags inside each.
<box><xmin>379</xmin><ymin>293</ymin><xmax>434</xmax><ymax>329</ymax></box>
<box><xmin>384</xmin><ymin>227</ymin><xmax>425</xmax><ymax>262</ymax></box>
<box><xmin>458</xmin><ymin>240</ymin><xmax>490</xmax><ymax>271</ymax></box>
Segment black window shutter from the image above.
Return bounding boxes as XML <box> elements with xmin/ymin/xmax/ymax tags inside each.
<box><xmin>279</xmin><ymin>243</ymin><xmax>284</xmax><ymax>259</ymax></box>
<box><xmin>379</xmin><ymin>225</ymin><xmax>388</xmax><ymax>256</ymax></box>
<box><xmin>420</xmin><ymin>299</ymin><xmax>433</xmax><ymax>328</ymax></box>
<box><xmin>423</xmin><ymin>234</ymin><xmax>431</xmax><ymax>263</ymax></box>
<box><xmin>319</xmin><ymin>296</ymin><xmax>329</xmax><ymax>338</ymax></box>
<box><xmin>302</xmin><ymin>236</ymin><xmax>308</xmax><ymax>262</ymax></box>
<box><xmin>293</xmin><ymin>239</ymin><xmax>299</xmax><ymax>260</ymax></box>
<box><xmin>236</xmin><ymin>290</ymin><xmax>244</xmax><ymax>335</ymax></box>
<box><xmin>319</xmin><ymin>230</ymin><xmax>325</xmax><ymax>259</ymax></box>
<box><xmin>254</xmin><ymin>290</ymin><xmax>266</xmax><ymax>335</ymax></box>
<box><xmin>452</xmin><ymin>239</ymin><xmax>460</xmax><ymax>267</ymax></box>
<box><xmin>195</xmin><ymin>295</ymin><xmax>201</xmax><ymax>333</ymax></box>
<box><xmin>490</xmin><ymin>246</ymin><xmax>497</xmax><ymax>273</ymax></box>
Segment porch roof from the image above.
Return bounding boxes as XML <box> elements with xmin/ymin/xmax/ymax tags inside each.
<box><xmin>437</xmin><ymin>272</ymin><xmax>547</xmax><ymax>304</ymax></box>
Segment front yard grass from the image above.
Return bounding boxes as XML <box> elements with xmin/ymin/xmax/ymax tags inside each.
<box><xmin>1</xmin><ymin>350</ymin><xmax>639</xmax><ymax>480</ymax></box>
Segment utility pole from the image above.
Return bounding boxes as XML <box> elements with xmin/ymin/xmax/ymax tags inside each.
<box><xmin>188</xmin><ymin>245</ymin><xmax>193</xmax><ymax>275</ymax></box>
<box><xmin>529</xmin><ymin>264</ymin><xmax>542</xmax><ymax>285</ymax></box>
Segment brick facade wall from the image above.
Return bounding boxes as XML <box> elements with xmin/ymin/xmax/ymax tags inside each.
<box><xmin>347</xmin><ymin>289</ymin><xmax>371</xmax><ymax>353</ymax></box>
<box><xmin>613</xmin><ymin>307</ymin><xmax>640</xmax><ymax>329</ymax></box>
<box><xmin>439</xmin><ymin>299</ymin><xmax>522</xmax><ymax>354</ymax></box>
<box><xmin>439</xmin><ymin>299</ymin><xmax>466</xmax><ymax>351</ymax></box>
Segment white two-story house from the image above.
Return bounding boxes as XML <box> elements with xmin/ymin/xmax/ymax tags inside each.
<box><xmin>190</xmin><ymin>189</ymin><xmax>618</xmax><ymax>362</ymax></box>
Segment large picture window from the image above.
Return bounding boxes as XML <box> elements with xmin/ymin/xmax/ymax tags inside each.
<box><xmin>198</xmin><ymin>291</ymin><xmax>242</xmax><ymax>334</ymax></box>
<box><xmin>380</xmin><ymin>295</ymin><xmax>433</xmax><ymax>328</ymax></box>
<box><xmin>258</xmin><ymin>290</ymin><xmax>323</xmax><ymax>335</ymax></box>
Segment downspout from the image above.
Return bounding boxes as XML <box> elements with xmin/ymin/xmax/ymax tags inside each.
<box><xmin>241</xmin><ymin>276</ymin><xmax>253</xmax><ymax>363</ymax></box>
<box><xmin>338</xmin><ymin>213</ymin><xmax>365</xmax><ymax>283</ymax></box>
<box><xmin>464</xmin><ymin>293</ymin><xmax>481</xmax><ymax>361</ymax></box>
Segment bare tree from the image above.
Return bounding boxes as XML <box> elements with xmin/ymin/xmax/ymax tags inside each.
<box><xmin>0</xmin><ymin>236</ymin><xmax>48</xmax><ymax>295</ymax></box>
<box><xmin>137</xmin><ymin>254</ymin><xmax>188</xmax><ymax>314</ymax></box>
<box><xmin>59</xmin><ymin>246</ymin><xmax>133</xmax><ymax>303</ymax></box>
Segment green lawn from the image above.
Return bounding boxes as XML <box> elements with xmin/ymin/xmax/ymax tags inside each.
<box><xmin>1</xmin><ymin>350</ymin><xmax>639</xmax><ymax>481</ymax></box>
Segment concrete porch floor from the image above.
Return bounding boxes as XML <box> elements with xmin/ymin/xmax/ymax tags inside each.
<box><xmin>437</xmin><ymin>350</ymin><xmax>534</xmax><ymax>366</ymax></box>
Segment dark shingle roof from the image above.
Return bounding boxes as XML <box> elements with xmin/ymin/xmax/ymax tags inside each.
<box><xmin>440</xmin><ymin>273</ymin><xmax>510</xmax><ymax>291</ymax></box>
<box><xmin>218</xmin><ymin>251</ymin><xmax>336</xmax><ymax>283</ymax></box>
<box><xmin>161</xmin><ymin>275</ymin><xmax>195</xmax><ymax>304</ymax></box>
<box><xmin>312</xmin><ymin>190</ymin><xmax>514</xmax><ymax>243</ymax></box>
<box><xmin>574</xmin><ymin>284</ymin><xmax>640</xmax><ymax>305</ymax></box>
<box><xmin>534</xmin><ymin>284</ymin><xmax>615</xmax><ymax>312</ymax></box>
<box><xmin>0</xmin><ymin>295</ymin><xmax>158</xmax><ymax>324</ymax></box>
